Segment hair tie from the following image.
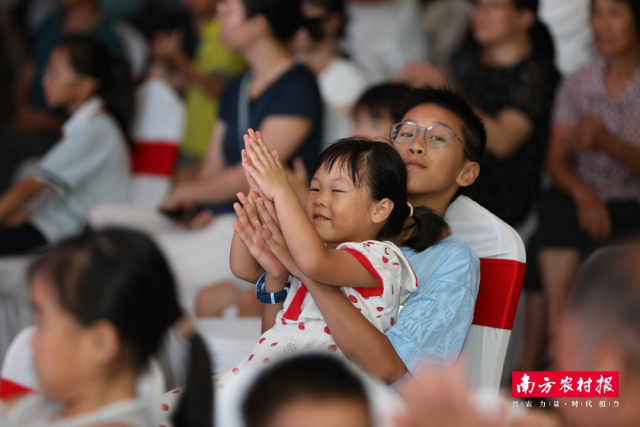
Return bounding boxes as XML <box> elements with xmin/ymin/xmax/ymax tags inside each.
<box><xmin>407</xmin><ymin>202</ymin><xmax>414</xmax><ymax>218</ymax></box>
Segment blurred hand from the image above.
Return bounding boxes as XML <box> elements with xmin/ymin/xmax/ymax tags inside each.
<box><xmin>160</xmin><ymin>184</ymin><xmax>196</xmax><ymax>212</ymax></box>
<box><xmin>574</xmin><ymin>114</ymin><xmax>607</xmax><ymax>152</ymax></box>
<box><xmin>395</xmin><ymin>363</ymin><xmax>507</xmax><ymax>427</ymax></box>
<box><xmin>573</xmin><ymin>189</ymin><xmax>611</xmax><ymax>241</ymax></box>
<box><xmin>395</xmin><ymin>61</ymin><xmax>449</xmax><ymax>88</ymax></box>
<box><xmin>152</xmin><ymin>29</ymin><xmax>184</xmax><ymax>63</ymax></box>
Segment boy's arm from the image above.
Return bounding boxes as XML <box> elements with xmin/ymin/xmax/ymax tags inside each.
<box><xmin>303</xmin><ymin>277</ymin><xmax>408</xmax><ymax>383</ymax></box>
<box><xmin>0</xmin><ymin>177</ymin><xmax>45</xmax><ymax>226</ymax></box>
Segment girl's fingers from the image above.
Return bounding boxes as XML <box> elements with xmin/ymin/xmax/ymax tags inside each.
<box><xmin>257</xmin><ymin>198</ymin><xmax>283</xmax><ymax>241</ymax></box>
<box><xmin>245</xmin><ymin>141</ymin><xmax>268</xmax><ymax>173</ymax></box>
<box><xmin>232</xmin><ymin>221</ymin><xmax>252</xmax><ymax>246</ymax></box>
<box><xmin>258</xmin><ymin>192</ymin><xmax>279</xmax><ymax>223</ymax></box>
<box><xmin>254</xmin><ymin>133</ymin><xmax>276</xmax><ymax>165</ymax></box>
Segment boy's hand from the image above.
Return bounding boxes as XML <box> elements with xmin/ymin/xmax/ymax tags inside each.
<box><xmin>242</xmin><ymin>130</ymin><xmax>291</xmax><ymax>201</ymax></box>
<box><xmin>232</xmin><ymin>192</ymin><xmax>287</xmax><ymax>279</ymax></box>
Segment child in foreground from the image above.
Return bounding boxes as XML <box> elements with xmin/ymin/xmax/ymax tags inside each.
<box><xmin>4</xmin><ymin>229</ymin><xmax>211</xmax><ymax>427</ymax></box>
<box><xmin>222</xmin><ymin>133</ymin><xmax>448</xmax><ymax>384</ymax></box>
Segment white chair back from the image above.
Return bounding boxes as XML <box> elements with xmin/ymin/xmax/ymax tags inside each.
<box><xmin>131</xmin><ymin>78</ymin><xmax>185</xmax><ymax>209</ymax></box>
<box><xmin>0</xmin><ymin>327</ymin><xmax>166</xmax><ymax>403</ymax></box>
<box><xmin>446</xmin><ymin>196</ymin><xmax>526</xmax><ymax>393</ymax></box>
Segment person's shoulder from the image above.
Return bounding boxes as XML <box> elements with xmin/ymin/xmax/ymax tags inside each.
<box><xmin>563</xmin><ymin>57</ymin><xmax>603</xmax><ymax>86</ymax></box>
<box><xmin>281</xmin><ymin>64</ymin><xmax>319</xmax><ymax>88</ymax></box>
<box><xmin>401</xmin><ymin>236</ymin><xmax>479</xmax><ymax>284</ymax></box>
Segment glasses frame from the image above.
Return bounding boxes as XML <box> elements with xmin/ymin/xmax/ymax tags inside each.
<box><xmin>390</xmin><ymin>120</ymin><xmax>471</xmax><ymax>158</ymax></box>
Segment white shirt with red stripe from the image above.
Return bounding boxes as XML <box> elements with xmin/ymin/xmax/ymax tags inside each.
<box><xmin>213</xmin><ymin>240</ymin><xmax>417</xmax><ymax>388</ymax></box>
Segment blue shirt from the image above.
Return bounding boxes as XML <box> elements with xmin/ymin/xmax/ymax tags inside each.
<box><xmin>213</xmin><ymin>64</ymin><xmax>323</xmax><ymax>214</ymax></box>
<box><xmin>386</xmin><ymin>235</ymin><xmax>480</xmax><ymax>375</ymax></box>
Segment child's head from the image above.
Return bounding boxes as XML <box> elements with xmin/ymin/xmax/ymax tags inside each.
<box><xmin>43</xmin><ymin>36</ymin><xmax>133</xmax><ymax>139</ymax></box>
<box><xmin>308</xmin><ymin>138</ymin><xmax>447</xmax><ymax>251</ymax></box>
<box><xmin>28</xmin><ymin>229</ymin><xmax>183</xmax><ymax>404</ymax></box>
<box><xmin>242</xmin><ymin>354</ymin><xmax>370</xmax><ymax>427</ymax></box>
<box><xmin>291</xmin><ymin>0</ymin><xmax>346</xmax><ymax>55</ymax></box>
<box><xmin>554</xmin><ymin>246</ymin><xmax>640</xmax><ymax>426</ymax></box>
<box><xmin>393</xmin><ymin>86</ymin><xmax>486</xmax><ymax>205</ymax></box>
<box><xmin>352</xmin><ymin>83</ymin><xmax>411</xmax><ymax>140</ymax></box>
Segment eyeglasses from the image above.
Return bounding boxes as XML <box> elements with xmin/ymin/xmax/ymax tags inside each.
<box><xmin>390</xmin><ymin>121</ymin><xmax>471</xmax><ymax>158</ymax></box>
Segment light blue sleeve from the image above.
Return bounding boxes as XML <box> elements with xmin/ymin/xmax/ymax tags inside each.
<box><xmin>386</xmin><ymin>238</ymin><xmax>480</xmax><ymax>376</ymax></box>
<box><xmin>36</xmin><ymin>120</ymin><xmax>115</xmax><ymax>192</ymax></box>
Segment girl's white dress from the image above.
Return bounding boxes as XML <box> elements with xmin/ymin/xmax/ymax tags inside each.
<box><xmin>157</xmin><ymin>240</ymin><xmax>417</xmax><ymax>418</ymax></box>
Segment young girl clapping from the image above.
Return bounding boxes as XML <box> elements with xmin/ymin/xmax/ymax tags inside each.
<box><xmin>221</xmin><ymin>133</ymin><xmax>447</xmax><ymax>385</ymax></box>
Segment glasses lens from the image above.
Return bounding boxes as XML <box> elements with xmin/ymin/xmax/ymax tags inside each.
<box><xmin>391</xmin><ymin>122</ymin><xmax>418</xmax><ymax>144</ymax></box>
<box><xmin>425</xmin><ymin>126</ymin><xmax>453</xmax><ymax>148</ymax></box>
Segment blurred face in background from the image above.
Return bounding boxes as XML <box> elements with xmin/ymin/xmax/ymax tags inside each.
<box><xmin>591</xmin><ymin>0</ymin><xmax>639</xmax><ymax>58</ymax></box>
<box><xmin>472</xmin><ymin>0</ymin><xmax>534</xmax><ymax>47</ymax></box>
<box><xmin>218</xmin><ymin>0</ymin><xmax>265</xmax><ymax>52</ymax></box>
<box><xmin>291</xmin><ymin>1</ymin><xmax>342</xmax><ymax>55</ymax></box>
<box><xmin>553</xmin><ymin>311</ymin><xmax>632</xmax><ymax>427</ymax></box>
<box><xmin>351</xmin><ymin>107</ymin><xmax>395</xmax><ymax>141</ymax></box>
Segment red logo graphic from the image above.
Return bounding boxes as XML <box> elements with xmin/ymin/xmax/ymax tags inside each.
<box><xmin>512</xmin><ymin>372</ymin><xmax>619</xmax><ymax>398</ymax></box>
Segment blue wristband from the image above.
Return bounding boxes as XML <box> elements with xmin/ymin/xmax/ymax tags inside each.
<box><xmin>255</xmin><ymin>273</ymin><xmax>291</xmax><ymax>304</ymax></box>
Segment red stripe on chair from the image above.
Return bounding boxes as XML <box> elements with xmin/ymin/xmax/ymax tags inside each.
<box><xmin>341</xmin><ymin>248</ymin><xmax>384</xmax><ymax>298</ymax></box>
<box><xmin>0</xmin><ymin>378</ymin><xmax>33</xmax><ymax>401</ymax></box>
<box><xmin>472</xmin><ymin>259</ymin><xmax>526</xmax><ymax>330</ymax></box>
<box><xmin>283</xmin><ymin>285</ymin><xmax>309</xmax><ymax>321</ymax></box>
<box><xmin>132</xmin><ymin>141</ymin><xmax>179</xmax><ymax>176</ymax></box>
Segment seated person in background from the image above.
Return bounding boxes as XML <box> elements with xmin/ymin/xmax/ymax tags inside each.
<box><xmin>291</xmin><ymin>0</ymin><xmax>368</xmax><ymax>148</ymax></box>
<box><xmin>242</xmin><ymin>355</ymin><xmax>371</xmax><ymax>427</ymax></box>
<box><xmin>0</xmin><ymin>0</ymin><xmax>124</xmax><ymax>193</ymax></box>
<box><xmin>3</xmin><ymin>229</ymin><xmax>212</xmax><ymax>427</ymax></box>
<box><xmin>11</xmin><ymin>0</ymin><xmax>123</xmax><ymax>136</ymax></box>
<box><xmin>151</xmin><ymin>0</ymin><xmax>245</xmax><ymax>179</ymax></box>
<box><xmin>342</xmin><ymin>0</ymin><xmax>428</xmax><ymax>82</ymax></box>
<box><xmin>524</xmin><ymin>0</ymin><xmax>640</xmax><ymax>363</ymax></box>
<box><xmin>0</xmin><ymin>37</ymin><xmax>132</xmax><ymax>256</ymax></box>
<box><xmin>398</xmin><ymin>0</ymin><xmax>560</xmax><ymax>227</ymax></box>
<box><xmin>351</xmin><ymin>82</ymin><xmax>410</xmax><ymax>140</ymax></box>
<box><xmin>396</xmin><ymin>246</ymin><xmax>640</xmax><ymax>427</ymax></box>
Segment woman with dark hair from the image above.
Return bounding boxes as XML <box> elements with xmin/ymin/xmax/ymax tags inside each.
<box><xmin>522</xmin><ymin>0</ymin><xmax>640</xmax><ymax>370</ymax></box>
<box><xmin>400</xmin><ymin>0</ymin><xmax>560</xmax><ymax>227</ymax></box>
<box><xmin>0</xmin><ymin>36</ymin><xmax>133</xmax><ymax>256</ymax></box>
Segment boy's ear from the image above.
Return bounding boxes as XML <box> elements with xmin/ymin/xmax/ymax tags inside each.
<box><xmin>372</xmin><ymin>198</ymin><xmax>394</xmax><ymax>224</ymax></box>
<box><xmin>456</xmin><ymin>161</ymin><xmax>480</xmax><ymax>189</ymax></box>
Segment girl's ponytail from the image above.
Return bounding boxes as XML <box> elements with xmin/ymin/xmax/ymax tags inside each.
<box><xmin>402</xmin><ymin>205</ymin><xmax>449</xmax><ymax>253</ymax></box>
<box><xmin>172</xmin><ymin>333</ymin><xmax>214</xmax><ymax>427</ymax></box>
